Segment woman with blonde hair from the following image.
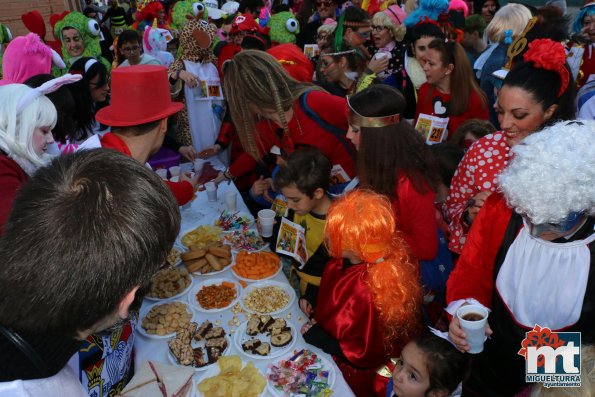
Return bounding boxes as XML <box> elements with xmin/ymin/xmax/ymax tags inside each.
<box><xmin>477</xmin><ymin>3</ymin><xmax>532</xmax><ymax>127</ymax></box>
<box><xmin>415</xmin><ymin>39</ymin><xmax>488</xmax><ymax>141</ymax></box>
<box><xmin>366</xmin><ymin>5</ymin><xmax>417</xmax><ymax>118</ymax></box>
<box><xmin>221</xmin><ymin>50</ymin><xmax>356</xmax><ymax>187</ymax></box>
<box><xmin>0</xmin><ymin>84</ymin><xmax>57</xmax><ymax>234</ymax></box>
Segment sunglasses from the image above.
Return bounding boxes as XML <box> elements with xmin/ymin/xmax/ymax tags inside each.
<box><xmin>315</xmin><ymin>0</ymin><xmax>333</xmax><ymax>7</ymax></box>
<box><xmin>317</xmin><ymin>33</ymin><xmax>328</xmax><ymax>40</ymax></box>
<box><xmin>371</xmin><ymin>25</ymin><xmax>388</xmax><ymax>33</ymax></box>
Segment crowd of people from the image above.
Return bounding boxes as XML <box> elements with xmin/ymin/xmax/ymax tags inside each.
<box><xmin>1</xmin><ymin>0</ymin><xmax>595</xmax><ymax>396</ymax></box>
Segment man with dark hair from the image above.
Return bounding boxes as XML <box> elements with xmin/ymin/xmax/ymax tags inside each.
<box><xmin>0</xmin><ymin>149</ymin><xmax>180</xmax><ymax>395</ymax></box>
<box><xmin>74</xmin><ymin>65</ymin><xmax>195</xmax><ymax>395</ymax></box>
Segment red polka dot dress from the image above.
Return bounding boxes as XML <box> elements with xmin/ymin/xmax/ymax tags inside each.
<box><xmin>445</xmin><ymin>132</ymin><xmax>512</xmax><ymax>254</ymax></box>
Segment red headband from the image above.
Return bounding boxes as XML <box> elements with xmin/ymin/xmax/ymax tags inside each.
<box><xmin>523</xmin><ymin>39</ymin><xmax>569</xmax><ymax>98</ymax></box>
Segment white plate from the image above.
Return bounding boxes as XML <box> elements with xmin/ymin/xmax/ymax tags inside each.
<box><xmin>144</xmin><ymin>272</ymin><xmax>194</xmax><ymax>302</ymax></box>
<box><xmin>168</xmin><ymin>335</ymin><xmax>231</xmax><ymax>372</ymax></box>
<box><xmin>178</xmin><ymin>225</ymin><xmax>223</xmax><ymax>248</ymax></box>
<box><xmin>213</xmin><ymin>210</ymin><xmax>255</xmax><ymax>233</ymax></box>
<box><xmin>233</xmin><ymin>319</ymin><xmax>297</xmax><ymax>360</ymax></box>
<box><xmin>196</xmin><ymin>359</ymin><xmax>267</xmax><ymax>397</ymax></box>
<box><xmin>230</xmin><ymin>255</ymin><xmax>283</xmax><ymax>283</ymax></box>
<box><xmin>137</xmin><ymin>300</ymin><xmax>194</xmax><ymax>339</ymax></box>
<box><xmin>266</xmin><ymin>349</ymin><xmax>336</xmax><ymax>397</ymax></box>
<box><xmin>187</xmin><ymin>278</ymin><xmax>241</xmax><ymax>313</ymax></box>
<box><xmin>223</xmin><ymin>231</ymin><xmax>269</xmax><ymax>253</ymax></box>
<box><xmin>167</xmin><ymin>244</ymin><xmax>184</xmax><ymax>266</ymax></box>
<box><xmin>240</xmin><ymin>280</ymin><xmax>296</xmax><ymax>316</ymax></box>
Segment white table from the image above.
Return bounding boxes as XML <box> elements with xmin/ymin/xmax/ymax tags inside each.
<box><xmin>134</xmin><ymin>179</ymin><xmax>355</xmax><ymax>397</ymax></box>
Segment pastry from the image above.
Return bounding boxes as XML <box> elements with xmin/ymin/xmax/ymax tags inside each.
<box><xmin>270</xmin><ymin>331</ymin><xmax>293</xmax><ymax>347</ymax></box>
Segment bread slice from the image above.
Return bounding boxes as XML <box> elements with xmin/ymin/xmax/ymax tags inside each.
<box><xmin>121</xmin><ymin>380</ymin><xmax>163</xmax><ymax>397</ymax></box>
<box><xmin>152</xmin><ymin>361</ymin><xmax>194</xmax><ymax>397</ymax></box>
<box><xmin>121</xmin><ymin>361</ymin><xmax>157</xmax><ymax>394</ymax></box>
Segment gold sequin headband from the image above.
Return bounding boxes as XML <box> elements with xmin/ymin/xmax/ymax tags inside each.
<box><xmin>347</xmin><ymin>96</ymin><xmax>401</xmax><ymax>128</ymax></box>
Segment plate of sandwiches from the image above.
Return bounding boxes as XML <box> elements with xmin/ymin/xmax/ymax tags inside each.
<box><xmin>233</xmin><ymin>315</ymin><xmax>297</xmax><ymax>360</ymax></box>
<box><xmin>120</xmin><ymin>360</ymin><xmax>195</xmax><ymax>397</ymax></box>
<box><xmin>168</xmin><ymin>320</ymin><xmax>231</xmax><ymax>371</ymax></box>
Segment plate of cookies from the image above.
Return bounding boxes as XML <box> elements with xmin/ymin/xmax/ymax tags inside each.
<box><xmin>138</xmin><ymin>300</ymin><xmax>194</xmax><ymax>339</ymax></box>
<box><xmin>188</xmin><ymin>278</ymin><xmax>242</xmax><ymax>313</ymax></box>
<box><xmin>168</xmin><ymin>320</ymin><xmax>231</xmax><ymax>371</ymax></box>
<box><xmin>145</xmin><ymin>266</ymin><xmax>193</xmax><ymax>301</ymax></box>
<box><xmin>234</xmin><ymin>315</ymin><xmax>297</xmax><ymax>360</ymax></box>
<box><xmin>180</xmin><ymin>243</ymin><xmax>233</xmax><ymax>276</ymax></box>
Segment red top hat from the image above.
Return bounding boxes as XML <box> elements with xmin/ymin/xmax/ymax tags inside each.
<box><xmin>96</xmin><ymin>65</ymin><xmax>184</xmax><ymax>127</ymax></box>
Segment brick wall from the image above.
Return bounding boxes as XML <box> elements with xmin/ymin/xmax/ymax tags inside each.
<box><xmin>0</xmin><ymin>0</ymin><xmax>81</xmax><ymax>40</ymax></box>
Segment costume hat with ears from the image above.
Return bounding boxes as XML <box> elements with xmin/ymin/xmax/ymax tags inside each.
<box><xmin>96</xmin><ymin>66</ymin><xmax>184</xmax><ymax>127</ymax></box>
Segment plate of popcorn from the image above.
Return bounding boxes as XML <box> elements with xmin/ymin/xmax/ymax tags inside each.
<box><xmin>188</xmin><ymin>278</ymin><xmax>242</xmax><ymax>313</ymax></box>
<box><xmin>145</xmin><ymin>266</ymin><xmax>193</xmax><ymax>301</ymax></box>
<box><xmin>138</xmin><ymin>301</ymin><xmax>194</xmax><ymax>339</ymax></box>
<box><xmin>240</xmin><ymin>280</ymin><xmax>295</xmax><ymax>316</ymax></box>
<box><xmin>168</xmin><ymin>320</ymin><xmax>231</xmax><ymax>371</ymax></box>
<box><xmin>233</xmin><ymin>315</ymin><xmax>297</xmax><ymax>360</ymax></box>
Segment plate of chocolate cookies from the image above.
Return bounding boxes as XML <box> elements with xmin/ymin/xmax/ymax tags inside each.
<box><xmin>233</xmin><ymin>315</ymin><xmax>296</xmax><ymax>360</ymax></box>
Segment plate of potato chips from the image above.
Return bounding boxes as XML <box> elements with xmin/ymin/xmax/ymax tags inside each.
<box><xmin>197</xmin><ymin>355</ymin><xmax>266</xmax><ymax>397</ymax></box>
<box><xmin>180</xmin><ymin>225</ymin><xmax>223</xmax><ymax>249</ymax></box>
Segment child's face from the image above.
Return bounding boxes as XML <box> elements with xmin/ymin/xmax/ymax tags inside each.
<box><xmin>280</xmin><ymin>184</ymin><xmax>321</xmax><ymax>216</ymax></box>
<box><xmin>392</xmin><ymin>342</ymin><xmax>431</xmax><ymax>397</ymax></box>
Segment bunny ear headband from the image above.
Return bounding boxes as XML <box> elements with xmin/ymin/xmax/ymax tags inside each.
<box><xmin>16</xmin><ymin>73</ymin><xmax>82</xmax><ymax>114</ymax></box>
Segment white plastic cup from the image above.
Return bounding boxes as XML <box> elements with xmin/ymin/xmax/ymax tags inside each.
<box><xmin>169</xmin><ymin>165</ymin><xmax>181</xmax><ymax>178</ymax></box>
<box><xmin>456</xmin><ymin>304</ymin><xmax>489</xmax><ymax>354</ymax></box>
<box><xmin>156</xmin><ymin>169</ymin><xmax>168</xmax><ymax>180</ymax></box>
<box><xmin>224</xmin><ymin>190</ymin><xmax>237</xmax><ymax>211</ymax></box>
<box><xmin>205</xmin><ymin>181</ymin><xmax>218</xmax><ymax>202</ymax></box>
<box><xmin>258</xmin><ymin>209</ymin><xmax>276</xmax><ymax>238</ymax></box>
<box><xmin>169</xmin><ymin>175</ymin><xmax>179</xmax><ymax>183</ymax></box>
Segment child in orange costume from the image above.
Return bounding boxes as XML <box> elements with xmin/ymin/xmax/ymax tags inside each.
<box><xmin>301</xmin><ymin>190</ymin><xmax>423</xmax><ymax>397</ymax></box>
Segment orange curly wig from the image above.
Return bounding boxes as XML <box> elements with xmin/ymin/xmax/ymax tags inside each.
<box><xmin>325</xmin><ymin>189</ymin><xmax>422</xmax><ymax>346</ymax></box>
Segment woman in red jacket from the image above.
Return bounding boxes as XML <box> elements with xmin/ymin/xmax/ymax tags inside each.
<box><xmin>0</xmin><ymin>83</ymin><xmax>59</xmax><ymax>234</ymax></box>
<box><xmin>415</xmin><ymin>39</ymin><xmax>488</xmax><ymax>142</ymax></box>
<box><xmin>220</xmin><ymin>50</ymin><xmax>356</xmax><ymax>188</ymax></box>
<box><xmin>346</xmin><ymin>84</ymin><xmax>440</xmax><ymax>261</ymax></box>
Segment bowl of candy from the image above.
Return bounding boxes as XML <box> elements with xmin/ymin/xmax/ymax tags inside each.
<box><xmin>223</xmin><ymin>230</ymin><xmax>268</xmax><ymax>253</ymax></box>
<box><xmin>267</xmin><ymin>349</ymin><xmax>335</xmax><ymax>397</ymax></box>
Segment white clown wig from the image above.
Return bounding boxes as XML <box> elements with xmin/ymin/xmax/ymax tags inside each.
<box><xmin>0</xmin><ymin>84</ymin><xmax>57</xmax><ymax>174</ymax></box>
<box><xmin>498</xmin><ymin>120</ymin><xmax>595</xmax><ymax>225</ymax></box>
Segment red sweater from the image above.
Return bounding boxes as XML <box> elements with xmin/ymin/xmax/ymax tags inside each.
<box><xmin>415</xmin><ymin>83</ymin><xmax>489</xmax><ymax>140</ymax></box>
<box><xmin>392</xmin><ymin>175</ymin><xmax>438</xmax><ymax>261</ymax></box>
<box><xmin>229</xmin><ymin>90</ymin><xmax>355</xmax><ymax>180</ymax></box>
<box><xmin>0</xmin><ymin>154</ymin><xmax>27</xmax><ymax>235</ymax></box>
<box><xmin>100</xmin><ymin>133</ymin><xmax>194</xmax><ymax>206</ymax></box>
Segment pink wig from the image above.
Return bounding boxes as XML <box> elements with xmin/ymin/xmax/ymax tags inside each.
<box><xmin>0</xmin><ymin>33</ymin><xmax>52</xmax><ymax>86</ymax></box>
<box><xmin>448</xmin><ymin>0</ymin><xmax>469</xmax><ymax>17</ymax></box>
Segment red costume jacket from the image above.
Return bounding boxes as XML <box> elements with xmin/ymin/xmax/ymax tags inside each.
<box><xmin>228</xmin><ymin>90</ymin><xmax>356</xmax><ymax>182</ymax></box>
<box><xmin>0</xmin><ymin>154</ymin><xmax>28</xmax><ymax>235</ymax></box>
<box><xmin>305</xmin><ymin>258</ymin><xmax>395</xmax><ymax>397</ymax></box>
<box><xmin>415</xmin><ymin>83</ymin><xmax>489</xmax><ymax>141</ymax></box>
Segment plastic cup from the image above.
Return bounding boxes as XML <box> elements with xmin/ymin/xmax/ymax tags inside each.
<box><xmin>205</xmin><ymin>181</ymin><xmax>217</xmax><ymax>202</ymax></box>
<box><xmin>224</xmin><ymin>190</ymin><xmax>237</xmax><ymax>211</ymax></box>
<box><xmin>169</xmin><ymin>165</ymin><xmax>181</xmax><ymax>178</ymax></box>
<box><xmin>156</xmin><ymin>169</ymin><xmax>168</xmax><ymax>180</ymax></box>
<box><xmin>456</xmin><ymin>304</ymin><xmax>489</xmax><ymax>354</ymax></box>
<box><xmin>169</xmin><ymin>175</ymin><xmax>179</xmax><ymax>183</ymax></box>
<box><xmin>258</xmin><ymin>209</ymin><xmax>276</xmax><ymax>238</ymax></box>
